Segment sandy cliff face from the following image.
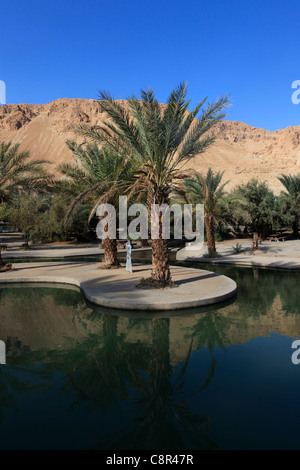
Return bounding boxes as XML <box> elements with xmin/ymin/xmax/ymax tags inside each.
<box><xmin>0</xmin><ymin>98</ymin><xmax>299</xmax><ymax>193</ymax></box>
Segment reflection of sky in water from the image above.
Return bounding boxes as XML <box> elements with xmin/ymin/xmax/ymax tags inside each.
<box><xmin>0</xmin><ymin>265</ymin><xmax>300</xmax><ymax>449</ymax></box>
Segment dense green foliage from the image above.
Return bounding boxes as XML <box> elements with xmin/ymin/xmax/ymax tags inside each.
<box><xmin>278</xmin><ymin>174</ymin><xmax>300</xmax><ymax>235</ymax></box>
<box><xmin>0</xmin><ymin>141</ymin><xmax>51</xmax><ymax>202</ymax></box>
<box><xmin>0</xmin><ymin>90</ymin><xmax>299</xmax><ymax>247</ymax></box>
<box><xmin>233</xmin><ymin>179</ymin><xmax>279</xmax><ymax>239</ymax></box>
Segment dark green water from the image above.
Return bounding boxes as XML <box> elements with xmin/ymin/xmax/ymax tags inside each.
<box><xmin>0</xmin><ymin>262</ymin><xmax>300</xmax><ymax>450</ymax></box>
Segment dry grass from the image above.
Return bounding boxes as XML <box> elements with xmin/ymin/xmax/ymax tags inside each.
<box><xmin>136</xmin><ymin>277</ymin><xmax>177</xmax><ymax>289</ymax></box>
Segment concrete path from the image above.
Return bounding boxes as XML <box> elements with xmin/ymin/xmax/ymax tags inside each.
<box><xmin>1</xmin><ymin>233</ymin><xmax>300</xmax><ymax>270</ymax></box>
<box><xmin>176</xmin><ymin>239</ymin><xmax>300</xmax><ymax>270</ymax></box>
<box><xmin>177</xmin><ymin>253</ymin><xmax>300</xmax><ymax>270</ymax></box>
<box><xmin>0</xmin><ymin>262</ymin><xmax>237</xmax><ymax>311</ymax></box>
<box><xmin>2</xmin><ymin>246</ymin><xmax>104</xmax><ymax>258</ymax></box>
<box><xmin>0</xmin><ymin>233</ymin><xmax>152</xmax><ymax>259</ymax></box>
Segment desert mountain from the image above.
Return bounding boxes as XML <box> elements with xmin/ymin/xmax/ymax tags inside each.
<box><xmin>0</xmin><ymin>98</ymin><xmax>299</xmax><ymax>194</ymax></box>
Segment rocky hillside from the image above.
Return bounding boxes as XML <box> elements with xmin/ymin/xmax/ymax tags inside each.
<box><xmin>0</xmin><ymin>98</ymin><xmax>299</xmax><ymax>193</ymax></box>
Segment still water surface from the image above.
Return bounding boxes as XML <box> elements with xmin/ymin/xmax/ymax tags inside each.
<box><xmin>0</xmin><ymin>262</ymin><xmax>300</xmax><ymax>449</ymax></box>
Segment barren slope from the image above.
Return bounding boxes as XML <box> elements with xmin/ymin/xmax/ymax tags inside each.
<box><xmin>0</xmin><ymin>98</ymin><xmax>299</xmax><ymax>193</ymax></box>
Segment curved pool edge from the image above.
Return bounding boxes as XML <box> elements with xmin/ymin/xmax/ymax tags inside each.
<box><xmin>0</xmin><ymin>262</ymin><xmax>237</xmax><ymax>311</ymax></box>
<box><xmin>176</xmin><ymin>254</ymin><xmax>300</xmax><ymax>271</ymax></box>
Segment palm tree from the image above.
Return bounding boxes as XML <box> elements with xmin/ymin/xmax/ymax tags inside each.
<box><xmin>185</xmin><ymin>169</ymin><xmax>228</xmax><ymax>254</ymax></box>
<box><xmin>76</xmin><ymin>82</ymin><xmax>229</xmax><ymax>285</ymax></box>
<box><xmin>0</xmin><ymin>141</ymin><xmax>51</xmax><ymax>203</ymax></box>
<box><xmin>221</xmin><ymin>188</ymin><xmax>251</xmax><ymax>234</ymax></box>
<box><xmin>60</xmin><ymin>141</ymin><xmax>134</xmax><ymax>268</ymax></box>
<box><xmin>278</xmin><ymin>174</ymin><xmax>300</xmax><ymax>236</ymax></box>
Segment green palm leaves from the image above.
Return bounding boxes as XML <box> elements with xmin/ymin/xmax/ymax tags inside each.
<box><xmin>278</xmin><ymin>174</ymin><xmax>300</xmax><ymax>196</ymax></box>
<box><xmin>60</xmin><ymin>141</ymin><xmax>135</xmax><ymax>267</ymax></box>
<box><xmin>278</xmin><ymin>173</ymin><xmax>300</xmax><ymax>235</ymax></box>
<box><xmin>0</xmin><ymin>141</ymin><xmax>51</xmax><ymax>201</ymax></box>
<box><xmin>185</xmin><ymin>169</ymin><xmax>227</xmax><ymax>211</ymax></box>
<box><xmin>77</xmin><ymin>82</ymin><xmax>229</xmax><ymax>203</ymax></box>
<box><xmin>60</xmin><ymin>141</ymin><xmax>134</xmax><ymax>228</ymax></box>
<box><xmin>75</xmin><ymin>82</ymin><xmax>229</xmax><ymax>283</ymax></box>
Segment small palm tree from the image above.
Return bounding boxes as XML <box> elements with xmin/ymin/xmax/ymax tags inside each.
<box><xmin>221</xmin><ymin>188</ymin><xmax>251</xmax><ymax>233</ymax></box>
<box><xmin>278</xmin><ymin>174</ymin><xmax>300</xmax><ymax>236</ymax></box>
<box><xmin>185</xmin><ymin>169</ymin><xmax>228</xmax><ymax>254</ymax></box>
<box><xmin>0</xmin><ymin>141</ymin><xmax>51</xmax><ymax>202</ymax></box>
<box><xmin>77</xmin><ymin>82</ymin><xmax>229</xmax><ymax>285</ymax></box>
<box><xmin>60</xmin><ymin>141</ymin><xmax>134</xmax><ymax>268</ymax></box>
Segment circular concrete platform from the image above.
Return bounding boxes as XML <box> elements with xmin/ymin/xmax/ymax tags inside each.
<box><xmin>0</xmin><ymin>262</ymin><xmax>237</xmax><ymax>311</ymax></box>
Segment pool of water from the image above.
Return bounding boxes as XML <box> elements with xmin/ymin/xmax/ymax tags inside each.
<box><xmin>0</xmin><ymin>262</ymin><xmax>300</xmax><ymax>449</ymax></box>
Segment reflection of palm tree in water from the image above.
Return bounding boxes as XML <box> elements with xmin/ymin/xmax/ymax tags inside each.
<box><xmin>191</xmin><ymin>311</ymin><xmax>233</xmax><ymax>352</ymax></box>
<box><xmin>0</xmin><ymin>367</ymin><xmax>19</xmax><ymax>423</ymax></box>
<box><xmin>0</xmin><ymin>313</ymin><xmax>219</xmax><ymax>449</ymax></box>
<box><xmin>0</xmin><ymin>337</ymin><xmax>48</xmax><ymax>426</ymax></box>
<box><xmin>108</xmin><ymin>318</ymin><xmax>218</xmax><ymax>450</ymax></box>
<box><xmin>63</xmin><ymin>314</ymin><xmax>135</xmax><ymax>413</ymax></box>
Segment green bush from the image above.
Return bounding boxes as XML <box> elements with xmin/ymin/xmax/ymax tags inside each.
<box><xmin>30</xmin><ymin>196</ymin><xmax>93</xmax><ymax>244</ymax></box>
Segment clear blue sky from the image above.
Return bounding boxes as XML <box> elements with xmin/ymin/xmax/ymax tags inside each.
<box><xmin>1</xmin><ymin>0</ymin><xmax>299</xmax><ymax>131</ymax></box>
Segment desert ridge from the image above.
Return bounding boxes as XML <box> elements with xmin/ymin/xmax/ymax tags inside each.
<box><xmin>0</xmin><ymin>98</ymin><xmax>299</xmax><ymax>193</ymax></box>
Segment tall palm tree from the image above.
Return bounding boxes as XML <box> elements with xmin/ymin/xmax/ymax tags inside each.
<box><xmin>0</xmin><ymin>141</ymin><xmax>51</xmax><ymax>202</ymax></box>
<box><xmin>278</xmin><ymin>174</ymin><xmax>300</xmax><ymax>236</ymax></box>
<box><xmin>60</xmin><ymin>141</ymin><xmax>133</xmax><ymax>268</ymax></box>
<box><xmin>76</xmin><ymin>82</ymin><xmax>229</xmax><ymax>285</ymax></box>
<box><xmin>185</xmin><ymin>169</ymin><xmax>228</xmax><ymax>254</ymax></box>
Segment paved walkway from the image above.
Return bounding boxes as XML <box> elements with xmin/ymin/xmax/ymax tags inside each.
<box><xmin>0</xmin><ymin>262</ymin><xmax>237</xmax><ymax>311</ymax></box>
<box><xmin>3</xmin><ymin>233</ymin><xmax>300</xmax><ymax>270</ymax></box>
<box><xmin>178</xmin><ymin>253</ymin><xmax>300</xmax><ymax>270</ymax></box>
<box><xmin>0</xmin><ymin>233</ymin><xmax>152</xmax><ymax>259</ymax></box>
<box><xmin>176</xmin><ymin>239</ymin><xmax>300</xmax><ymax>270</ymax></box>
<box><xmin>2</xmin><ymin>246</ymin><xmax>105</xmax><ymax>258</ymax></box>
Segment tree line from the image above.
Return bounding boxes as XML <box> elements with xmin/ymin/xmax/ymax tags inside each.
<box><xmin>0</xmin><ymin>83</ymin><xmax>299</xmax><ymax>286</ymax></box>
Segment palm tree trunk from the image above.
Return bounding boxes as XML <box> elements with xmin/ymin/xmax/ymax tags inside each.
<box><xmin>205</xmin><ymin>215</ymin><xmax>216</xmax><ymax>254</ymax></box>
<box><xmin>292</xmin><ymin>220</ymin><xmax>299</xmax><ymax>237</ymax></box>
<box><xmin>102</xmin><ymin>238</ymin><xmax>120</xmax><ymax>268</ymax></box>
<box><xmin>151</xmin><ymin>238</ymin><xmax>171</xmax><ymax>284</ymax></box>
<box><xmin>24</xmin><ymin>232</ymin><xmax>30</xmax><ymax>250</ymax></box>
<box><xmin>150</xmin><ymin>196</ymin><xmax>172</xmax><ymax>285</ymax></box>
<box><xmin>150</xmin><ymin>317</ymin><xmax>172</xmax><ymax>396</ymax></box>
<box><xmin>100</xmin><ymin>213</ymin><xmax>120</xmax><ymax>268</ymax></box>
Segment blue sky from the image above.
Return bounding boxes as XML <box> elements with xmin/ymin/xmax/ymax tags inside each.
<box><xmin>0</xmin><ymin>0</ymin><xmax>299</xmax><ymax>131</ymax></box>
